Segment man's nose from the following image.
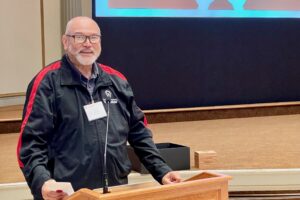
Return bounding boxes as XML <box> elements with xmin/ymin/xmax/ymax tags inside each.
<box><xmin>82</xmin><ymin>38</ymin><xmax>92</xmax><ymax>46</ymax></box>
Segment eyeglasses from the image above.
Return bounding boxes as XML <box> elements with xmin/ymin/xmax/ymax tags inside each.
<box><xmin>66</xmin><ymin>34</ymin><xmax>101</xmax><ymax>44</ymax></box>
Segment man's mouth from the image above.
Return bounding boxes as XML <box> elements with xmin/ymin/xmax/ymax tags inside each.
<box><xmin>79</xmin><ymin>50</ymin><xmax>94</xmax><ymax>55</ymax></box>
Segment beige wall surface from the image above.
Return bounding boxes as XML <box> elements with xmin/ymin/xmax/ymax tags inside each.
<box><xmin>81</xmin><ymin>0</ymin><xmax>92</xmax><ymax>17</ymax></box>
<box><xmin>44</xmin><ymin>0</ymin><xmax>62</xmax><ymax>65</ymax></box>
<box><xmin>0</xmin><ymin>0</ymin><xmax>62</xmax><ymax>95</ymax></box>
<box><xmin>0</xmin><ymin>0</ymin><xmax>42</xmax><ymax>94</ymax></box>
<box><xmin>0</xmin><ymin>0</ymin><xmax>92</xmax><ymax>96</ymax></box>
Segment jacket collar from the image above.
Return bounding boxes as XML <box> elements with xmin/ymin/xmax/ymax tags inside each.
<box><xmin>60</xmin><ymin>55</ymin><xmax>112</xmax><ymax>87</ymax></box>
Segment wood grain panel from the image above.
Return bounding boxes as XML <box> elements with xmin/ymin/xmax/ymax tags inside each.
<box><xmin>1</xmin><ymin>114</ymin><xmax>300</xmax><ymax>183</ymax></box>
<box><xmin>0</xmin><ymin>133</ymin><xmax>25</xmax><ymax>183</ymax></box>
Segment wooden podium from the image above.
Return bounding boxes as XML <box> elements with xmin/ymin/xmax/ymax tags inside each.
<box><xmin>67</xmin><ymin>172</ymin><xmax>231</xmax><ymax>200</ymax></box>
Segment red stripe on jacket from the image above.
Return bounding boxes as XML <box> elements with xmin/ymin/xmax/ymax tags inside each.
<box><xmin>17</xmin><ymin>61</ymin><xmax>61</xmax><ymax>168</ymax></box>
<box><xmin>99</xmin><ymin>64</ymin><xmax>127</xmax><ymax>81</ymax></box>
<box><xmin>99</xmin><ymin>64</ymin><xmax>149</xmax><ymax>126</ymax></box>
<box><xmin>144</xmin><ymin>116</ymin><xmax>148</xmax><ymax>127</ymax></box>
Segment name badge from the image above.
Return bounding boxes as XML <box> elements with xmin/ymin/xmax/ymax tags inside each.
<box><xmin>83</xmin><ymin>101</ymin><xmax>107</xmax><ymax>121</ymax></box>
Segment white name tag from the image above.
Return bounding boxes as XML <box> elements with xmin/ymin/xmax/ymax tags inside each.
<box><xmin>83</xmin><ymin>101</ymin><xmax>107</xmax><ymax>121</ymax></box>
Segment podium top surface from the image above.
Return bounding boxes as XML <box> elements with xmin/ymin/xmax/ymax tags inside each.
<box><xmin>68</xmin><ymin>172</ymin><xmax>231</xmax><ymax>200</ymax></box>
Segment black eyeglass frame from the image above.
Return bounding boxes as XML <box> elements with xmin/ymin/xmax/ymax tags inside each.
<box><xmin>66</xmin><ymin>34</ymin><xmax>101</xmax><ymax>44</ymax></box>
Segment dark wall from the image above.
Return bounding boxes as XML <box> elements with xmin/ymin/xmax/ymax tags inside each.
<box><xmin>93</xmin><ymin>16</ymin><xmax>300</xmax><ymax>110</ymax></box>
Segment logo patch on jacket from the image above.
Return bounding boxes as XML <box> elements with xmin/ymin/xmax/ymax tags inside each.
<box><xmin>103</xmin><ymin>89</ymin><xmax>118</xmax><ymax>104</ymax></box>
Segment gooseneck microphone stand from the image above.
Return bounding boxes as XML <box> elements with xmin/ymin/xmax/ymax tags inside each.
<box><xmin>103</xmin><ymin>99</ymin><xmax>110</xmax><ymax>194</ymax></box>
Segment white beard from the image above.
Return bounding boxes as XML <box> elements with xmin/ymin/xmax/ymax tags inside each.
<box><xmin>76</xmin><ymin>54</ymin><xmax>98</xmax><ymax>66</ymax></box>
<box><xmin>68</xmin><ymin>45</ymin><xmax>100</xmax><ymax>66</ymax></box>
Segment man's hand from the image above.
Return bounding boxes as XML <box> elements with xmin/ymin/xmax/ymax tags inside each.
<box><xmin>41</xmin><ymin>179</ymin><xmax>68</xmax><ymax>200</ymax></box>
<box><xmin>162</xmin><ymin>171</ymin><xmax>182</xmax><ymax>184</ymax></box>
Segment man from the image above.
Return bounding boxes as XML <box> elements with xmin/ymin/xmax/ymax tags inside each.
<box><xmin>17</xmin><ymin>16</ymin><xmax>181</xmax><ymax>200</ymax></box>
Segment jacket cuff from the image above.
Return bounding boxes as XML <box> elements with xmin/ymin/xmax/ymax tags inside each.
<box><xmin>151</xmin><ymin>164</ymin><xmax>172</xmax><ymax>184</ymax></box>
<box><xmin>31</xmin><ymin>165</ymin><xmax>51</xmax><ymax>199</ymax></box>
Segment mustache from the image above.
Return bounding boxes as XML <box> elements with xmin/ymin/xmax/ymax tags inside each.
<box><xmin>78</xmin><ymin>48</ymin><xmax>94</xmax><ymax>54</ymax></box>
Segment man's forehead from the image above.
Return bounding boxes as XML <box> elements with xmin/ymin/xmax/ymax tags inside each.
<box><xmin>69</xmin><ymin>29</ymin><xmax>100</xmax><ymax>35</ymax></box>
<box><xmin>66</xmin><ymin>18</ymin><xmax>100</xmax><ymax>34</ymax></box>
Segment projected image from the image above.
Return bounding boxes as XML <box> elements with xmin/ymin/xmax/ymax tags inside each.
<box><xmin>95</xmin><ymin>0</ymin><xmax>300</xmax><ymax>18</ymax></box>
<box><xmin>209</xmin><ymin>0</ymin><xmax>233</xmax><ymax>10</ymax></box>
<box><xmin>244</xmin><ymin>0</ymin><xmax>300</xmax><ymax>11</ymax></box>
<box><xmin>108</xmin><ymin>0</ymin><xmax>199</xmax><ymax>9</ymax></box>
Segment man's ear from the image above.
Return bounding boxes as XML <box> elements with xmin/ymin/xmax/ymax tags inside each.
<box><xmin>62</xmin><ymin>35</ymin><xmax>68</xmax><ymax>51</ymax></box>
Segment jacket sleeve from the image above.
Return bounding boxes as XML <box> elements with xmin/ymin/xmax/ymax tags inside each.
<box><xmin>126</xmin><ymin>85</ymin><xmax>172</xmax><ymax>183</ymax></box>
<box><xmin>17</xmin><ymin>75</ymin><xmax>55</xmax><ymax>199</ymax></box>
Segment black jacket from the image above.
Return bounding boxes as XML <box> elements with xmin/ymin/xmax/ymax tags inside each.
<box><xmin>17</xmin><ymin>55</ymin><xmax>171</xmax><ymax>199</ymax></box>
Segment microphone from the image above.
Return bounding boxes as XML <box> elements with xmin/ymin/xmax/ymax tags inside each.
<box><xmin>103</xmin><ymin>90</ymin><xmax>111</xmax><ymax>194</ymax></box>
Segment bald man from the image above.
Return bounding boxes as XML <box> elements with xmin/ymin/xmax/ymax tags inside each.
<box><xmin>17</xmin><ymin>16</ymin><xmax>181</xmax><ymax>200</ymax></box>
